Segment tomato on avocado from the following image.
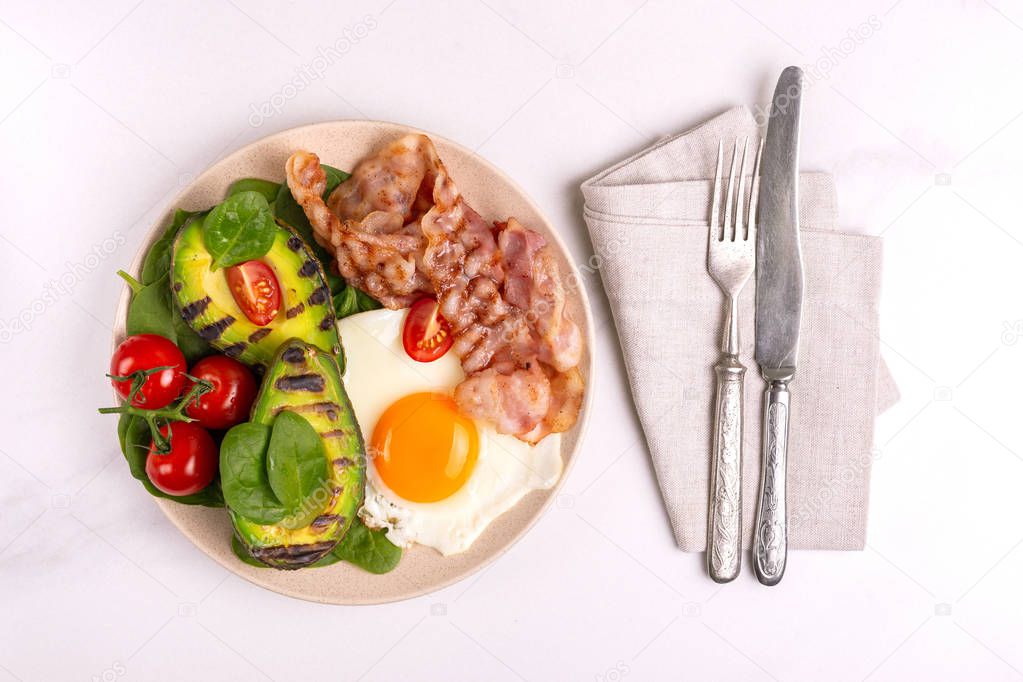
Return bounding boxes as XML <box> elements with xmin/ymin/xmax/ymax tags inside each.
<box><xmin>226</xmin><ymin>260</ymin><xmax>281</xmax><ymax>326</ymax></box>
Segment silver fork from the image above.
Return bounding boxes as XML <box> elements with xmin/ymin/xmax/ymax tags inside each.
<box><xmin>706</xmin><ymin>137</ymin><xmax>763</xmax><ymax>583</ymax></box>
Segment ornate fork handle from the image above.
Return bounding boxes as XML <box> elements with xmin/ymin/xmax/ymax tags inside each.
<box><xmin>753</xmin><ymin>379</ymin><xmax>790</xmax><ymax>585</ymax></box>
<box><xmin>707</xmin><ymin>351</ymin><xmax>745</xmax><ymax>583</ymax></box>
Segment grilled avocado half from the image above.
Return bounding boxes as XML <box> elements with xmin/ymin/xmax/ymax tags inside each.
<box><xmin>170</xmin><ymin>217</ymin><xmax>340</xmax><ymax>370</ymax></box>
<box><xmin>231</xmin><ymin>339</ymin><xmax>366</xmax><ymax>569</ymax></box>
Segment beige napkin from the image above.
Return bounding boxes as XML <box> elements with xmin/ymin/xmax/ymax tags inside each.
<box><xmin>581</xmin><ymin>106</ymin><xmax>897</xmax><ymax>551</ymax></box>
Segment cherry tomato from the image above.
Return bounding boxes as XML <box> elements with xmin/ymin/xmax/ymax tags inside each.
<box><xmin>225</xmin><ymin>260</ymin><xmax>281</xmax><ymax>326</ymax></box>
<box><xmin>185</xmin><ymin>355</ymin><xmax>258</xmax><ymax>429</ymax></box>
<box><xmin>110</xmin><ymin>334</ymin><xmax>187</xmax><ymax>409</ymax></box>
<box><xmin>402</xmin><ymin>297</ymin><xmax>453</xmax><ymax>362</ymax></box>
<box><xmin>145</xmin><ymin>422</ymin><xmax>218</xmax><ymax>496</ymax></box>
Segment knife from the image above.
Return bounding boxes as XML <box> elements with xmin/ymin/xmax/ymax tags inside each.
<box><xmin>753</xmin><ymin>66</ymin><xmax>804</xmax><ymax>586</ymax></box>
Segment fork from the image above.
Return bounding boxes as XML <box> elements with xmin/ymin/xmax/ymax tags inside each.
<box><xmin>706</xmin><ymin>137</ymin><xmax>763</xmax><ymax>583</ymax></box>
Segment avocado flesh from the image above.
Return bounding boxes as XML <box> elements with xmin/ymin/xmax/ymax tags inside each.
<box><xmin>170</xmin><ymin>217</ymin><xmax>340</xmax><ymax>370</ymax></box>
<box><xmin>231</xmin><ymin>339</ymin><xmax>366</xmax><ymax>569</ymax></box>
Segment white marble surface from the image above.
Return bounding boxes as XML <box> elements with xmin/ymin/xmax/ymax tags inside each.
<box><xmin>2</xmin><ymin>1</ymin><xmax>1022</xmax><ymax>680</ymax></box>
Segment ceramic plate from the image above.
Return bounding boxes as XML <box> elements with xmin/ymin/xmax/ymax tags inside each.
<box><xmin>113</xmin><ymin>121</ymin><xmax>595</xmax><ymax>604</ymax></box>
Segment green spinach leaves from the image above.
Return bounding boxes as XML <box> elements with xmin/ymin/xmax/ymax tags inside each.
<box><xmin>220</xmin><ymin>409</ymin><xmax>400</xmax><ymax>572</ymax></box>
<box><xmin>227</xmin><ymin>178</ymin><xmax>281</xmax><ymax>203</ymax></box>
<box><xmin>120</xmin><ymin>268</ymin><xmax>210</xmax><ymax>364</ymax></box>
<box><xmin>331</xmin><ymin>520</ymin><xmax>402</xmax><ymax>574</ymax></box>
<box><xmin>266</xmin><ymin>411</ymin><xmax>327</xmax><ymax>513</ymax></box>
<box><xmin>220</xmin><ymin>411</ymin><xmax>327</xmax><ymax>525</ymax></box>
<box><xmin>332</xmin><ymin>283</ymin><xmax>383</xmax><ymax>318</ymax></box>
<box><xmin>219</xmin><ymin>423</ymin><xmax>284</xmax><ymax>524</ymax></box>
<box><xmin>203</xmin><ymin>191</ymin><xmax>277</xmax><ymax>270</ymax></box>
<box><xmin>141</xmin><ymin>209</ymin><xmax>199</xmax><ymax>285</ymax></box>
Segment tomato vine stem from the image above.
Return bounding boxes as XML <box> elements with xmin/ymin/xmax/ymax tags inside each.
<box><xmin>99</xmin><ymin>370</ymin><xmax>213</xmax><ymax>454</ymax></box>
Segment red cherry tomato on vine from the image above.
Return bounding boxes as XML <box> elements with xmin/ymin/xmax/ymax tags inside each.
<box><xmin>184</xmin><ymin>355</ymin><xmax>258</xmax><ymax>429</ymax></box>
<box><xmin>402</xmin><ymin>297</ymin><xmax>453</xmax><ymax>362</ymax></box>
<box><xmin>110</xmin><ymin>334</ymin><xmax>187</xmax><ymax>409</ymax></box>
<box><xmin>145</xmin><ymin>422</ymin><xmax>218</xmax><ymax>496</ymax></box>
<box><xmin>225</xmin><ymin>260</ymin><xmax>281</xmax><ymax>326</ymax></box>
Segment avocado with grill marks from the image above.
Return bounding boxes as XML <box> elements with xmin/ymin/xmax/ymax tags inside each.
<box><xmin>170</xmin><ymin>217</ymin><xmax>341</xmax><ymax>370</ymax></box>
<box><xmin>230</xmin><ymin>339</ymin><xmax>366</xmax><ymax>569</ymax></box>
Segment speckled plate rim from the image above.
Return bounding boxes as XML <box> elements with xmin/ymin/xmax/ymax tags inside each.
<box><xmin>113</xmin><ymin>120</ymin><xmax>595</xmax><ymax>605</ymax></box>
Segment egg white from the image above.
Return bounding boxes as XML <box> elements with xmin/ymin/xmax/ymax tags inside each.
<box><xmin>337</xmin><ymin>308</ymin><xmax>562</xmax><ymax>556</ymax></box>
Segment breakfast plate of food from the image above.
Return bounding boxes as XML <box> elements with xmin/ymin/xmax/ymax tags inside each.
<box><xmin>102</xmin><ymin>121</ymin><xmax>595</xmax><ymax>604</ymax></box>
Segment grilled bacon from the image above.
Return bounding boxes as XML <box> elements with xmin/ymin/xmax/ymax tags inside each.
<box><xmin>286</xmin><ymin>134</ymin><xmax>584</xmax><ymax>442</ymax></box>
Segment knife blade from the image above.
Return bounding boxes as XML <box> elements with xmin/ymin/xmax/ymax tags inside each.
<box><xmin>756</xmin><ymin>66</ymin><xmax>804</xmax><ymax>375</ymax></box>
<box><xmin>752</xmin><ymin>65</ymin><xmax>804</xmax><ymax>586</ymax></box>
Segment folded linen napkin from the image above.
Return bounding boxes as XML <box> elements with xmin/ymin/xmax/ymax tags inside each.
<box><xmin>581</xmin><ymin>106</ymin><xmax>897</xmax><ymax>551</ymax></box>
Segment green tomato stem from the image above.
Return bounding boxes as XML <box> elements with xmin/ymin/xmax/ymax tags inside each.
<box><xmin>97</xmin><ymin>404</ymin><xmax>197</xmax><ymax>419</ymax></box>
<box><xmin>98</xmin><ymin>375</ymin><xmax>213</xmax><ymax>454</ymax></box>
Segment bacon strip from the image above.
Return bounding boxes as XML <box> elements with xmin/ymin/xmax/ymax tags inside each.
<box><xmin>286</xmin><ymin>134</ymin><xmax>585</xmax><ymax>442</ymax></box>
<box><xmin>497</xmin><ymin>219</ymin><xmax>583</xmax><ymax>373</ymax></box>
<box><xmin>286</xmin><ymin>146</ymin><xmax>431</xmax><ymax>309</ymax></box>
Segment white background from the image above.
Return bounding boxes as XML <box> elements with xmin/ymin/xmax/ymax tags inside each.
<box><xmin>1</xmin><ymin>1</ymin><xmax>1021</xmax><ymax>680</ymax></box>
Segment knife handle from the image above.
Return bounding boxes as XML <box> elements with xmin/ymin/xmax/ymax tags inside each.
<box><xmin>753</xmin><ymin>379</ymin><xmax>790</xmax><ymax>586</ymax></box>
<box><xmin>707</xmin><ymin>354</ymin><xmax>745</xmax><ymax>583</ymax></box>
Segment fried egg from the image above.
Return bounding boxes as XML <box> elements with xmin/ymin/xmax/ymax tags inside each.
<box><xmin>337</xmin><ymin>308</ymin><xmax>562</xmax><ymax>555</ymax></box>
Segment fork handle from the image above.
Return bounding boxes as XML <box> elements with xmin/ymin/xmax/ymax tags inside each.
<box><xmin>707</xmin><ymin>353</ymin><xmax>745</xmax><ymax>583</ymax></box>
<box><xmin>753</xmin><ymin>379</ymin><xmax>790</xmax><ymax>586</ymax></box>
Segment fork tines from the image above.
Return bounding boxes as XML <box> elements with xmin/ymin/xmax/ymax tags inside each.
<box><xmin>710</xmin><ymin>137</ymin><xmax>765</xmax><ymax>243</ymax></box>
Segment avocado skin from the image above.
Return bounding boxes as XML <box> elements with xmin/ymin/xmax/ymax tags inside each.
<box><xmin>170</xmin><ymin>217</ymin><xmax>341</xmax><ymax>370</ymax></box>
<box><xmin>230</xmin><ymin>339</ymin><xmax>366</xmax><ymax>569</ymax></box>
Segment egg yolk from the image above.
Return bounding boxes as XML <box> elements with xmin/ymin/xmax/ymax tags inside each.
<box><xmin>371</xmin><ymin>392</ymin><xmax>479</xmax><ymax>503</ymax></box>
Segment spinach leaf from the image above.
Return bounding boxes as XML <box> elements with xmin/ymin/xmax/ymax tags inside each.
<box><xmin>270</xmin><ymin>182</ymin><xmax>310</xmax><ymax>238</ymax></box>
<box><xmin>116</xmin><ymin>410</ymin><xmax>133</xmax><ymax>454</ymax></box>
<box><xmin>141</xmin><ymin>209</ymin><xmax>201</xmax><ymax>285</ymax></box>
<box><xmin>220</xmin><ymin>422</ymin><xmax>287</xmax><ymax>524</ymax></box>
<box><xmin>355</xmin><ymin>287</ymin><xmax>382</xmax><ymax>312</ymax></box>
<box><xmin>221</xmin><ymin>412</ymin><xmax>327</xmax><ymax>527</ymax></box>
<box><xmin>332</xmin><ymin>284</ymin><xmax>381</xmax><ymax>320</ymax></box>
<box><xmin>331</xmin><ymin>285</ymin><xmax>358</xmax><ymax>319</ymax></box>
<box><xmin>124</xmin><ymin>273</ymin><xmax>178</xmax><ymax>340</ymax></box>
<box><xmin>120</xmin><ymin>413</ymin><xmax>158</xmax><ymax>490</ymax></box>
<box><xmin>333</xmin><ymin>520</ymin><xmax>402</xmax><ymax>574</ymax></box>
<box><xmin>266</xmin><ymin>411</ymin><xmax>327</xmax><ymax>514</ymax></box>
<box><xmin>121</xmin><ymin>270</ymin><xmax>210</xmax><ymax>364</ymax></box>
<box><xmin>228</xmin><ymin>178</ymin><xmax>281</xmax><ymax>203</ymax></box>
<box><xmin>203</xmin><ymin>191</ymin><xmax>277</xmax><ymax>270</ymax></box>
<box><xmin>117</xmin><ymin>413</ymin><xmax>224</xmax><ymax>506</ymax></box>
<box><xmin>322</xmin><ymin>164</ymin><xmax>350</xmax><ymax>196</ymax></box>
